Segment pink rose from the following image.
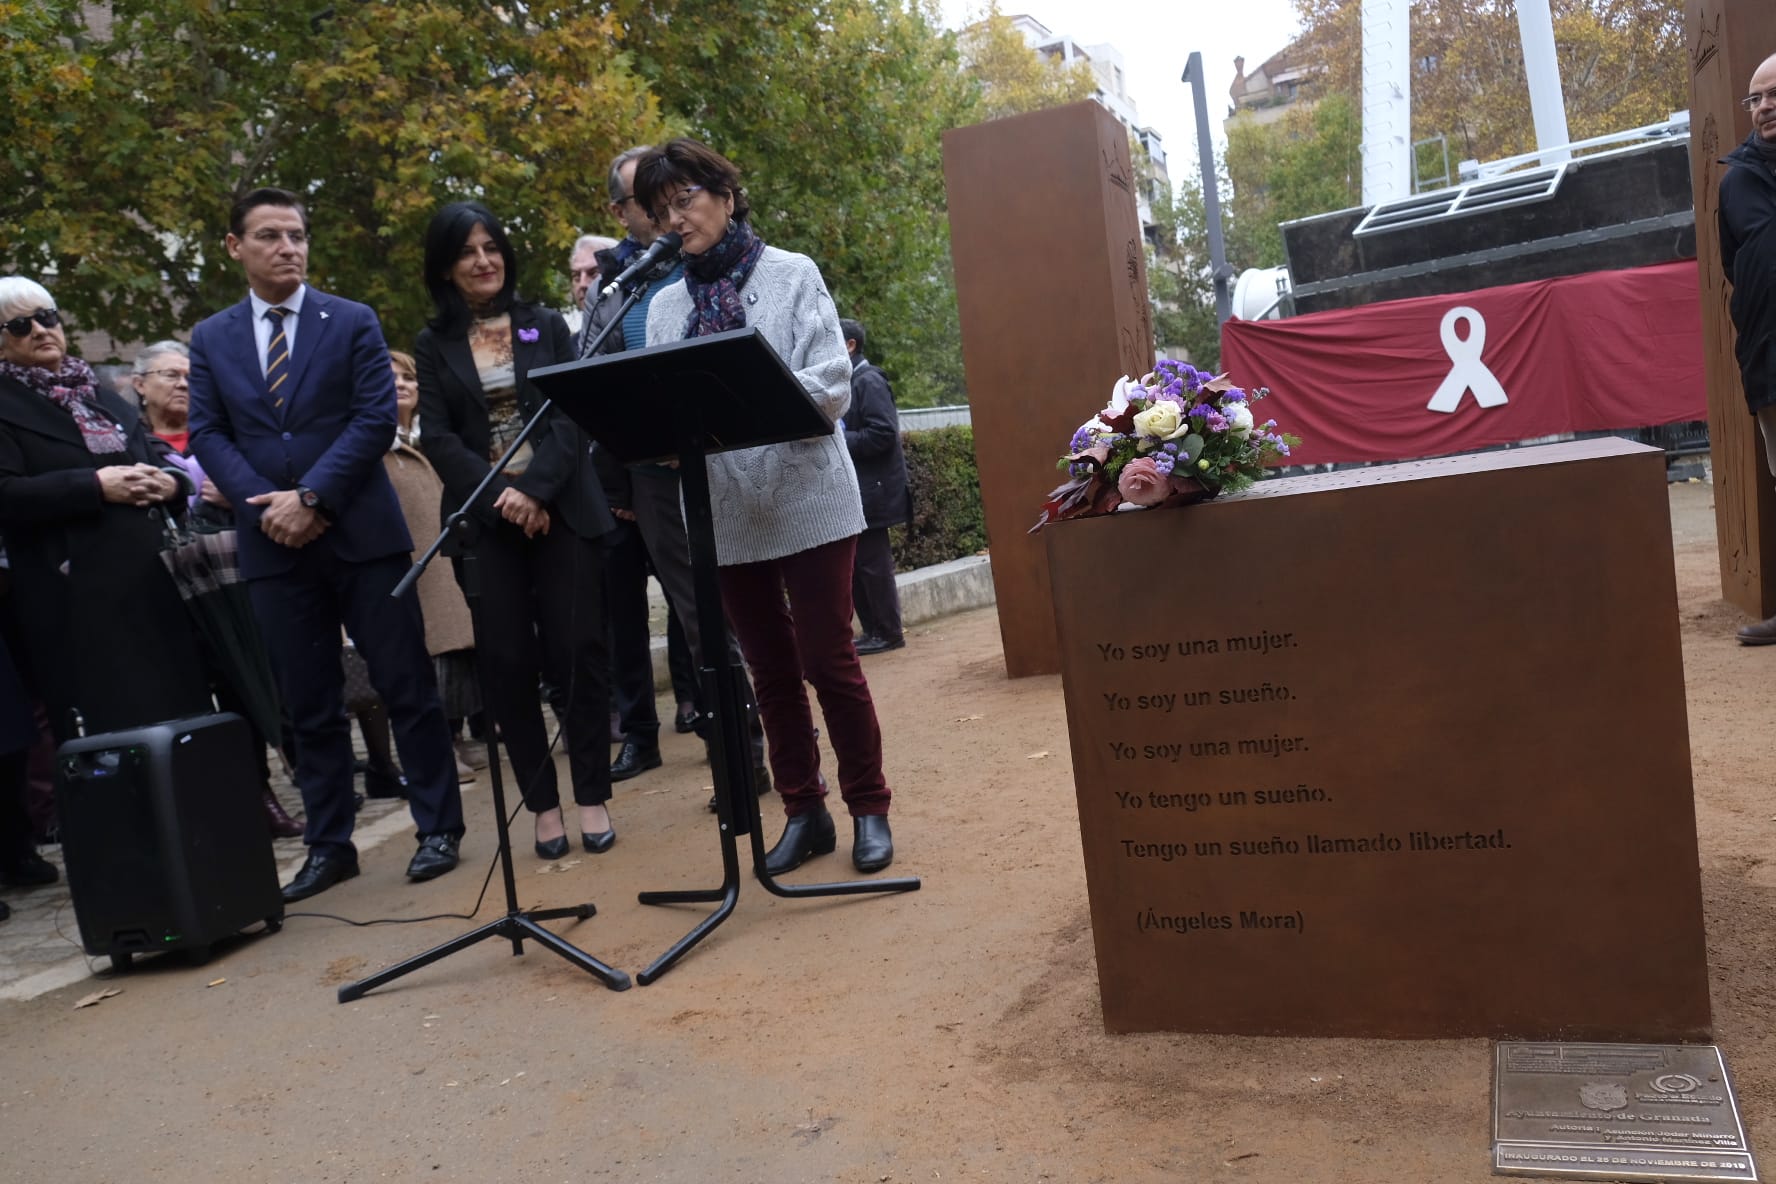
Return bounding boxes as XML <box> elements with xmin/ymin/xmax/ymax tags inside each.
<box><xmin>1117</xmin><ymin>457</ymin><xmax>1169</xmax><ymax>506</ymax></box>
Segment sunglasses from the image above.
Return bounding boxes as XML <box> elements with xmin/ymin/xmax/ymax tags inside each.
<box><xmin>3</xmin><ymin>309</ymin><xmax>59</xmax><ymax>337</ymax></box>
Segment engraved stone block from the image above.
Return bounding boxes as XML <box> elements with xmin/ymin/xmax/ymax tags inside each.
<box><xmin>1048</xmin><ymin>439</ymin><xmax>1711</xmax><ymax>1038</ymax></box>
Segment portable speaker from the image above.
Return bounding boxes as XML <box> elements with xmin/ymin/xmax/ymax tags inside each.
<box><xmin>55</xmin><ymin>712</ymin><xmax>284</xmax><ymax>970</ymax></box>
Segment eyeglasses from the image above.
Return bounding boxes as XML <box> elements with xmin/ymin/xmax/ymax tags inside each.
<box><xmin>2</xmin><ymin>308</ymin><xmax>59</xmax><ymax>337</ymax></box>
<box><xmin>570</xmin><ymin>266</ymin><xmax>601</xmax><ymax>281</ymax></box>
<box><xmin>140</xmin><ymin>368</ymin><xmax>189</xmax><ymax>382</ymax></box>
<box><xmin>612</xmin><ymin>193</ymin><xmax>636</xmax><ymax>207</ymax></box>
<box><xmin>1742</xmin><ymin>91</ymin><xmax>1776</xmax><ymax>111</ymax></box>
<box><xmin>651</xmin><ymin>186</ymin><xmax>707</xmax><ymax>221</ymax></box>
<box><xmin>247</xmin><ymin>228</ymin><xmax>308</xmax><ymax>246</ymax></box>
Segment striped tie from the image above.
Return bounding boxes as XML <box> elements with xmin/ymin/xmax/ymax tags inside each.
<box><xmin>264</xmin><ymin>306</ymin><xmax>291</xmax><ymax>408</ymax></box>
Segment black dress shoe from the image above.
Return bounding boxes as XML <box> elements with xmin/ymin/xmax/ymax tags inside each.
<box><xmin>581</xmin><ymin>826</ymin><xmax>616</xmax><ymax>854</ymax></box>
<box><xmin>363</xmin><ymin>768</ymin><xmax>409</xmax><ymax>799</ymax></box>
<box><xmin>0</xmin><ymin>851</ymin><xmax>59</xmax><ymax>888</ymax></box>
<box><xmin>610</xmin><ymin>739</ymin><xmax>662</xmax><ymax>782</ymax></box>
<box><xmin>763</xmin><ymin>806</ymin><xmax>837</xmax><ymax>875</ymax></box>
<box><xmin>282</xmin><ymin>849</ymin><xmax>360</xmax><ymax>903</ymax></box>
<box><xmin>852</xmin><ymin>815</ymin><xmax>894</xmax><ymax>872</ymax></box>
<box><xmin>535</xmin><ymin>834</ymin><xmax>569</xmax><ymax>861</ymax></box>
<box><xmin>406</xmin><ymin>835</ymin><xmax>459</xmax><ymax>881</ymax></box>
<box><xmin>854</xmin><ymin>634</ymin><xmax>905</xmax><ymax>656</ymax></box>
<box><xmin>0</xmin><ymin>899</ymin><xmax>10</xmax><ymax>922</ymax></box>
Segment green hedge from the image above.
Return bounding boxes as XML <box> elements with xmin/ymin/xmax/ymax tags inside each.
<box><xmin>889</xmin><ymin>425</ymin><xmax>985</xmax><ymax>571</ymax></box>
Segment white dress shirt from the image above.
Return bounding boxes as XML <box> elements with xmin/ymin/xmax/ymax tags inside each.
<box><xmin>248</xmin><ymin>284</ymin><xmax>308</xmax><ymax>377</ymax></box>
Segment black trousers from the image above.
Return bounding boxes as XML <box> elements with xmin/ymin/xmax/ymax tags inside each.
<box><xmin>851</xmin><ymin>526</ymin><xmax>903</xmax><ymax>643</ymax></box>
<box><xmin>250</xmin><ymin>550</ymin><xmax>462</xmax><ymax>854</ymax></box>
<box><xmin>629</xmin><ymin>470</ymin><xmax>763</xmax><ymax>765</ymax></box>
<box><xmin>666</xmin><ymin>602</ymin><xmax>697</xmax><ymax>708</ymax></box>
<box><xmin>606</xmin><ymin>518</ymin><xmax>658</xmax><ymax>742</ymax></box>
<box><xmin>460</xmin><ymin>523</ymin><xmax>611</xmax><ymax>813</ymax></box>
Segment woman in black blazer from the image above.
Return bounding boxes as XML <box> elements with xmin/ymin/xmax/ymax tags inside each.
<box><xmin>0</xmin><ymin>276</ymin><xmax>212</xmax><ymax>742</ymax></box>
<box><xmin>413</xmin><ymin>203</ymin><xmax>619</xmax><ymax>859</ymax></box>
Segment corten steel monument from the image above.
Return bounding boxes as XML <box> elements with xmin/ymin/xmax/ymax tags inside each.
<box><xmin>944</xmin><ymin>101</ymin><xmax>1155</xmax><ymax>678</ymax></box>
<box><xmin>1047</xmin><ymin>439</ymin><xmax>1711</xmax><ymax>1039</ymax></box>
<box><xmin>1689</xmin><ymin>0</ymin><xmax>1776</xmax><ymax>616</ymax></box>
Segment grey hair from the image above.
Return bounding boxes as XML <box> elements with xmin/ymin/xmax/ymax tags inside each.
<box><xmin>571</xmin><ymin>234</ymin><xmax>618</xmax><ymax>265</ymax></box>
<box><xmin>134</xmin><ymin>340</ymin><xmax>189</xmax><ymax>374</ymax></box>
<box><xmin>0</xmin><ymin>277</ymin><xmax>55</xmax><ymax>321</ymax></box>
<box><xmin>607</xmin><ymin>146</ymin><xmax>654</xmax><ymax>203</ymax></box>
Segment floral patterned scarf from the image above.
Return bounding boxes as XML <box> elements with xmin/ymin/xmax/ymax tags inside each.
<box><xmin>682</xmin><ymin>217</ymin><xmax>766</xmax><ymax>339</ymax></box>
<box><xmin>0</xmin><ymin>356</ymin><xmax>127</xmax><ymax>454</ymax></box>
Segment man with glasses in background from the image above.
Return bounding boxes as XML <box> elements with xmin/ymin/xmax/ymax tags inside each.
<box><xmin>1722</xmin><ymin>56</ymin><xmax>1776</xmax><ymax>644</ymax></box>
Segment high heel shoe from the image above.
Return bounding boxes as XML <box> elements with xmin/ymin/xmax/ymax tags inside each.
<box><xmin>581</xmin><ymin>826</ymin><xmax>616</xmax><ymax>854</ymax></box>
<box><xmin>535</xmin><ymin>810</ymin><xmax>569</xmax><ymax>860</ymax></box>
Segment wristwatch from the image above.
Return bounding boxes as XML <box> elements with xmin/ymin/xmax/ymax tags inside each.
<box><xmin>296</xmin><ymin>485</ymin><xmax>333</xmax><ymax>520</ymax></box>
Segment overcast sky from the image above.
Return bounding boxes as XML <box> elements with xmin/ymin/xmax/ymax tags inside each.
<box><xmin>938</xmin><ymin>0</ymin><xmax>1305</xmax><ymax>184</ymax></box>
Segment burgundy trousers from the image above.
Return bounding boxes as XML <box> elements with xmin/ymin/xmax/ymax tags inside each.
<box><xmin>717</xmin><ymin>535</ymin><xmax>891</xmax><ymax>818</ymax></box>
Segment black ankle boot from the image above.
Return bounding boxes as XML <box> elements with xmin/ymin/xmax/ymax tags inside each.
<box><xmin>852</xmin><ymin>815</ymin><xmax>894</xmax><ymax>872</ymax></box>
<box><xmin>762</xmin><ymin>806</ymin><xmax>836</xmax><ymax>875</ymax></box>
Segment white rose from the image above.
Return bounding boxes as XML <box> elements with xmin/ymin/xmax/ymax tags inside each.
<box><xmin>1132</xmin><ymin>400</ymin><xmax>1189</xmax><ymax>441</ymax></box>
<box><xmin>1226</xmin><ymin>402</ymin><xmax>1254</xmax><ymax>436</ymax></box>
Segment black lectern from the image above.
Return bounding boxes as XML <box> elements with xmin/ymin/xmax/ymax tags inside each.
<box><xmin>532</xmin><ymin>327</ymin><xmax>921</xmax><ymax>984</ymax></box>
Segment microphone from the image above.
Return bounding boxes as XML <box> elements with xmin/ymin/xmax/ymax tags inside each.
<box><xmin>599</xmin><ymin>233</ymin><xmax>683</xmax><ymax>298</ymax></box>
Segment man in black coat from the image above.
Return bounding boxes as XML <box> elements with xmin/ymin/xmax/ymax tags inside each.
<box><xmin>1721</xmin><ymin>52</ymin><xmax>1776</xmax><ymax>644</ymax></box>
<box><xmin>839</xmin><ymin>319</ymin><xmax>910</xmax><ymax>655</ymax></box>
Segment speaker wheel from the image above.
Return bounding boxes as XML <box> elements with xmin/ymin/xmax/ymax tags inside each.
<box><xmin>110</xmin><ymin>951</ymin><xmax>133</xmax><ymax>972</ymax></box>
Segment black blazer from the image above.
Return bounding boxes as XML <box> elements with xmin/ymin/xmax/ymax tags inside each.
<box><xmin>843</xmin><ymin>361</ymin><xmax>910</xmax><ymax>529</ymax></box>
<box><xmin>414</xmin><ymin>301</ymin><xmax>613</xmax><ymax>540</ymax></box>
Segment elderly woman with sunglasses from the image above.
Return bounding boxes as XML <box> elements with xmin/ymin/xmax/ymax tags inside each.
<box><xmin>0</xmin><ymin>277</ymin><xmax>212</xmax><ymax>742</ymax></box>
<box><xmin>634</xmin><ymin>139</ymin><xmax>899</xmax><ymax>874</ymax></box>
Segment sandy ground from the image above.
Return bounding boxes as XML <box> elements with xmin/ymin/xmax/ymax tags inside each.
<box><xmin>1</xmin><ymin>481</ymin><xmax>1772</xmax><ymax>1184</ymax></box>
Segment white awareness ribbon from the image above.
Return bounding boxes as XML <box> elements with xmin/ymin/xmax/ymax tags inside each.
<box><xmin>1426</xmin><ymin>306</ymin><xmax>1509</xmax><ymax>414</ymax></box>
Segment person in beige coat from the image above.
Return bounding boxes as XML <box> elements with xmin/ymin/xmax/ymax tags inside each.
<box><xmin>386</xmin><ymin>350</ymin><xmax>482</xmax><ymax>779</ymax></box>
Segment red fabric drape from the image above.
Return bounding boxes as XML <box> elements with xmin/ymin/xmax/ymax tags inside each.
<box><xmin>1218</xmin><ymin>261</ymin><xmax>1707</xmax><ymax>465</ymax></box>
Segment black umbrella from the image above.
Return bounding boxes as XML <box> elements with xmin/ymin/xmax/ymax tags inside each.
<box><xmin>158</xmin><ymin>520</ymin><xmax>284</xmax><ymax>742</ymax></box>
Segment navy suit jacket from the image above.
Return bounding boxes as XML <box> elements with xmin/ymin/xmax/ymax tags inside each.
<box><xmin>188</xmin><ymin>286</ymin><xmax>413</xmax><ymax>579</ymax></box>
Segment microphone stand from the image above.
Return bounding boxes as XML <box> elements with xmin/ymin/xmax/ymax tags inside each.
<box><xmin>337</xmin><ymin>280</ymin><xmax>654</xmax><ymax>1002</ymax></box>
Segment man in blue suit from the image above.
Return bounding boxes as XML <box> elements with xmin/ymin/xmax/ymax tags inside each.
<box><xmin>189</xmin><ymin>187</ymin><xmax>464</xmax><ymax>901</ymax></box>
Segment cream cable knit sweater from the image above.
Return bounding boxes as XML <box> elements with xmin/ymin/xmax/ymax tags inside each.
<box><xmin>646</xmin><ymin>245</ymin><xmax>866</xmax><ymax>565</ymax></box>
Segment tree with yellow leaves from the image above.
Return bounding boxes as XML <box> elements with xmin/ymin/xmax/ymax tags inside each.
<box><xmin>956</xmin><ymin>1</ymin><xmax>1099</xmax><ymax>122</ymax></box>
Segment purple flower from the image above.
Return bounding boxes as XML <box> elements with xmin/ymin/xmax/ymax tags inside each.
<box><xmin>518</xmin><ymin>327</ymin><xmax>540</xmax><ymax>343</ymax></box>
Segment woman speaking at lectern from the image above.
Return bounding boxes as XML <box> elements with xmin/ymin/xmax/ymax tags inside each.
<box><xmin>634</xmin><ymin>138</ymin><xmax>899</xmax><ymax>874</ymax></box>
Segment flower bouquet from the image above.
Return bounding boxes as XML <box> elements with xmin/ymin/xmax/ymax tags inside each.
<box><xmin>1030</xmin><ymin>359</ymin><xmax>1299</xmax><ymax>532</ymax></box>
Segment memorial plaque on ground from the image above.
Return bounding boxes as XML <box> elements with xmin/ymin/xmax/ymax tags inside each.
<box><xmin>1493</xmin><ymin>1042</ymin><xmax>1757</xmax><ymax>1181</ymax></box>
<box><xmin>1047</xmin><ymin>438</ymin><xmax>1712</xmax><ymax>1038</ymax></box>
